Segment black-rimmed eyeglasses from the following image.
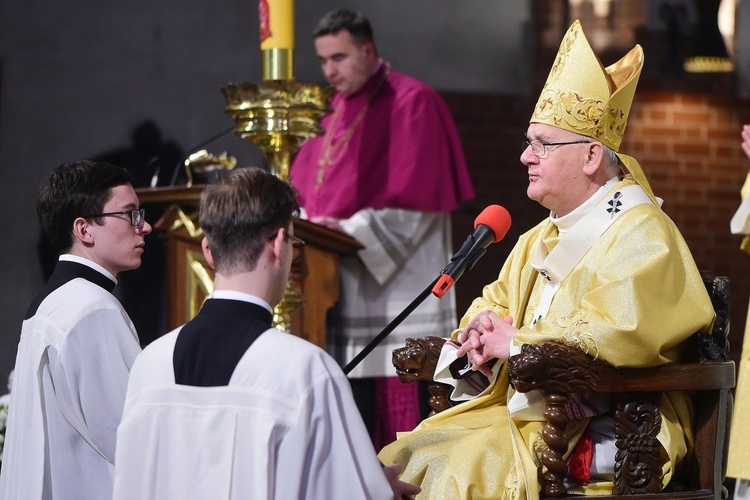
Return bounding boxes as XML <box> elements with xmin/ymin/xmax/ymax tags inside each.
<box><xmin>83</xmin><ymin>208</ymin><xmax>145</xmax><ymax>227</ymax></box>
<box><xmin>523</xmin><ymin>138</ymin><xmax>591</xmax><ymax>158</ymax></box>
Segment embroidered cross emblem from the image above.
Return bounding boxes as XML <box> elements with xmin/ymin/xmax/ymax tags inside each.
<box><xmin>607</xmin><ymin>191</ymin><xmax>622</xmax><ymax>219</ymax></box>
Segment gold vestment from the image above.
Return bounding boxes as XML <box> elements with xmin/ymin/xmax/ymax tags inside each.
<box><xmin>379</xmin><ymin>179</ymin><xmax>714</xmax><ymax>499</ymax></box>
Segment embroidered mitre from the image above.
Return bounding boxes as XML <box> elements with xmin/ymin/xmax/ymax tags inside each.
<box><xmin>531</xmin><ymin>19</ymin><xmax>658</xmax><ymax>204</ymax></box>
<box><xmin>531</xmin><ymin>19</ymin><xmax>642</xmax><ymax>152</ymax></box>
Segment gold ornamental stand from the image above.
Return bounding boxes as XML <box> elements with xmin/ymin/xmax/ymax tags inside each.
<box><xmin>221</xmin><ymin>80</ymin><xmax>331</xmax><ymax>182</ymax></box>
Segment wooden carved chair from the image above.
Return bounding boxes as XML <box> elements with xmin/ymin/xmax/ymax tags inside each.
<box><xmin>392</xmin><ymin>275</ymin><xmax>735</xmax><ymax>499</ymax></box>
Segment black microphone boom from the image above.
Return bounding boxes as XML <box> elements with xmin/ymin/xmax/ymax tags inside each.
<box><xmin>343</xmin><ymin>277</ymin><xmax>439</xmax><ymax>374</ymax></box>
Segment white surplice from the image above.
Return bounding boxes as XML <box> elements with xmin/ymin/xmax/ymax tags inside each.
<box><xmin>0</xmin><ymin>256</ymin><xmax>141</xmax><ymax>500</ymax></box>
<box><xmin>113</xmin><ymin>324</ymin><xmax>392</xmax><ymax>500</ymax></box>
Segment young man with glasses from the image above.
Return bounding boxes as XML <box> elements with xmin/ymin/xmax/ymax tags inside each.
<box><xmin>379</xmin><ymin>20</ymin><xmax>714</xmax><ymax>498</ymax></box>
<box><xmin>0</xmin><ymin>160</ymin><xmax>152</xmax><ymax>500</ymax></box>
<box><xmin>113</xmin><ymin>167</ymin><xmax>420</xmax><ymax>499</ymax></box>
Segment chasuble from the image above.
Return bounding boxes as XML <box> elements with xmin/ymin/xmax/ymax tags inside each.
<box><xmin>378</xmin><ymin>178</ymin><xmax>714</xmax><ymax>499</ymax></box>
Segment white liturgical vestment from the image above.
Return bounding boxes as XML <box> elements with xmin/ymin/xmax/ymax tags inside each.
<box><xmin>114</xmin><ymin>295</ymin><xmax>392</xmax><ymax>500</ymax></box>
<box><xmin>0</xmin><ymin>255</ymin><xmax>141</xmax><ymax>500</ymax></box>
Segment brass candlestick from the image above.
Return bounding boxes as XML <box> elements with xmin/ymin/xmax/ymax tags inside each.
<box><xmin>221</xmin><ymin>80</ymin><xmax>331</xmax><ymax>182</ymax></box>
<box><xmin>183</xmin><ymin>150</ymin><xmax>237</xmax><ymax>187</ymax></box>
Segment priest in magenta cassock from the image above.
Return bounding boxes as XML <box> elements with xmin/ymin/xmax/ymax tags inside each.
<box><xmin>291</xmin><ymin>8</ymin><xmax>474</xmax><ymax>450</ymax></box>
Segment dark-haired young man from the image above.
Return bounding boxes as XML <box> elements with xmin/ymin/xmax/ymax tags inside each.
<box><xmin>0</xmin><ymin>160</ymin><xmax>151</xmax><ymax>500</ymax></box>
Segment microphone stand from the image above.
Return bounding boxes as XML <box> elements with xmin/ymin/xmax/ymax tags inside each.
<box><xmin>343</xmin><ymin>276</ymin><xmax>440</xmax><ymax>375</ymax></box>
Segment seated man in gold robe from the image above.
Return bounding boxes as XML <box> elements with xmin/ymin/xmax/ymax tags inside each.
<box><xmin>378</xmin><ymin>20</ymin><xmax>715</xmax><ymax>500</ymax></box>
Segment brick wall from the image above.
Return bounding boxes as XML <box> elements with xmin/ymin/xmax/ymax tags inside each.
<box><xmin>443</xmin><ymin>91</ymin><xmax>750</xmax><ymax>362</ymax></box>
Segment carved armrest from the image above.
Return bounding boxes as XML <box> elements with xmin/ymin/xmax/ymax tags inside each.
<box><xmin>392</xmin><ymin>336</ymin><xmax>446</xmax><ymax>383</ymax></box>
<box><xmin>507</xmin><ymin>342</ymin><xmax>600</xmax><ymax>394</ymax></box>
<box><xmin>392</xmin><ymin>336</ymin><xmax>453</xmax><ymax>415</ymax></box>
<box><xmin>507</xmin><ymin>341</ymin><xmax>735</xmax><ymax>498</ymax></box>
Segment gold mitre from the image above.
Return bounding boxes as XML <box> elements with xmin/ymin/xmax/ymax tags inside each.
<box><xmin>531</xmin><ymin>19</ymin><xmax>642</xmax><ymax>151</ymax></box>
<box><xmin>532</xmin><ymin>20</ymin><xmax>658</xmax><ymax>203</ymax></box>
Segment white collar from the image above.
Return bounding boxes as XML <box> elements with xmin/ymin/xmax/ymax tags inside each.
<box><xmin>550</xmin><ymin>176</ymin><xmax>619</xmax><ymax>234</ymax></box>
<box><xmin>207</xmin><ymin>290</ymin><xmax>273</xmax><ymax>314</ymax></box>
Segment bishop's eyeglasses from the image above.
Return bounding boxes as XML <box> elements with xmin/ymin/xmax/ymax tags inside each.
<box><xmin>523</xmin><ymin>138</ymin><xmax>591</xmax><ymax>158</ymax></box>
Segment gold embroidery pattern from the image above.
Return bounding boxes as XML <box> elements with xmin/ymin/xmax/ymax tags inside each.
<box><xmin>551</xmin><ymin>311</ymin><xmax>599</xmax><ymax>360</ymax></box>
<box><xmin>463</xmin><ymin>301</ymin><xmax>507</xmax><ymax>324</ymax></box>
<box><xmin>532</xmin><ymin>434</ymin><xmax>546</xmax><ymax>467</ymax></box>
<box><xmin>504</xmin><ymin>465</ymin><xmax>522</xmax><ymax>500</ymax></box>
<box><xmin>545</xmin><ymin>24</ymin><xmax>577</xmax><ymax>85</ymax></box>
<box><xmin>534</xmin><ymin>88</ymin><xmax>627</xmax><ymax>151</ymax></box>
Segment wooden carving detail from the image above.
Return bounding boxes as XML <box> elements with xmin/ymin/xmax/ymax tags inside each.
<box><xmin>508</xmin><ymin>342</ymin><xmax>603</xmax><ymax>497</ymax></box>
<box><xmin>392</xmin><ymin>336</ymin><xmax>445</xmax><ymax>383</ymax></box>
<box><xmin>698</xmin><ymin>275</ymin><xmax>731</xmax><ymax>362</ymax></box>
<box><xmin>426</xmin><ymin>381</ymin><xmax>454</xmax><ymax>416</ymax></box>
<box><xmin>507</xmin><ymin>342</ymin><xmax>600</xmax><ymax>394</ymax></box>
<box><xmin>613</xmin><ymin>397</ymin><xmax>663</xmax><ymax>495</ymax></box>
<box><xmin>539</xmin><ymin>392</ymin><xmax>570</xmax><ymax>498</ymax></box>
<box><xmin>392</xmin><ymin>336</ymin><xmax>452</xmax><ymax>415</ymax></box>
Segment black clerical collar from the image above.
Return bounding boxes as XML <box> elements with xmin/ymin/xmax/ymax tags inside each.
<box><xmin>173</xmin><ymin>299</ymin><xmax>274</xmax><ymax>387</ymax></box>
<box><xmin>199</xmin><ymin>298</ymin><xmax>273</xmax><ymax>326</ymax></box>
<box><xmin>53</xmin><ymin>260</ymin><xmax>117</xmax><ymax>293</ymax></box>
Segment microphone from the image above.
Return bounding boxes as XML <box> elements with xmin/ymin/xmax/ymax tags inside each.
<box><xmin>432</xmin><ymin>205</ymin><xmax>511</xmax><ymax>298</ymax></box>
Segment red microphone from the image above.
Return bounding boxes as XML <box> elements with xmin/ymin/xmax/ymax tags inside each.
<box><xmin>432</xmin><ymin>205</ymin><xmax>512</xmax><ymax>298</ymax></box>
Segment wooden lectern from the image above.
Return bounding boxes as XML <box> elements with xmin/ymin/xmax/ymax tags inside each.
<box><xmin>136</xmin><ymin>186</ymin><xmax>362</xmax><ymax>349</ymax></box>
